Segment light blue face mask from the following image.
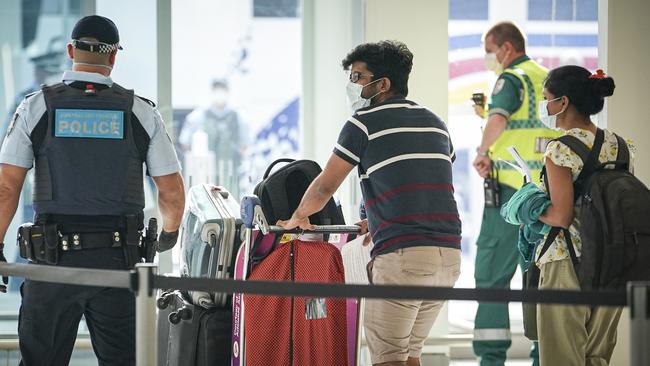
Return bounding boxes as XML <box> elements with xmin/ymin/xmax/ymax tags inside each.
<box><xmin>538</xmin><ymin>97</ymin><xmax>566</xmax><ymax>129</ymax></box>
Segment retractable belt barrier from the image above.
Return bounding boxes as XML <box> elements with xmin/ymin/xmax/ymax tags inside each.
<box><xmin>0</xmin><ymin>261</ymin><xmax>627</xmax><ymax>306</ymax></box>
<box><xmin>153</xmin><ymin>274</ymin><xmax>627</xmax><ymax>306</ymax></box>
<box><xmin>1</xmin><ymin>261</ymin><xmax>648</xmax><ymax>366</ymax></box>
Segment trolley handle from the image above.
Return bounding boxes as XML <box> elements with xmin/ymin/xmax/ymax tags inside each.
<box><xmin>267</xmin><ymin>225</ymin><xmax>361</xmax><ymax>234</ymax></box>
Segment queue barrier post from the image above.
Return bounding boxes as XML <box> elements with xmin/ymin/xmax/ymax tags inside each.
<box><xmin>629</xmin><ymin>282</ymin><xmax>650</xmax><ymax>366</ymax></box>
<box><xmin>134</xmin><ymin>263</ymin><xmax>158</xmax><ymax>366</ymax></box>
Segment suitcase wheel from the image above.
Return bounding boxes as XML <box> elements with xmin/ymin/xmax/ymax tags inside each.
<box><xmin>178</xmin><ymin>306</ymin><xmax>193</xmax><ymax>320</ymax></box>
<box><xmin>157</xmin><ymin>295</ymin><xmax>171</xmax><ymax>310</ymax></box>
<box><xmin>168</xmin><ymin>306</ymin><xmax>192</xmax><ymax>324</ymax></box>
<box><xmin>168</xmin><ymin>311</ymin><xmax>181</xmax><ymax>324</ymax></box>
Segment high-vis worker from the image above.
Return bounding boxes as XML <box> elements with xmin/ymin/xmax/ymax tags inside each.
<box><xmin>0</xmin><ymin>15</ymin><xmax>185</xmax><ymax>365</ymax></box>
<box><xmin>471</xmin><ymin>21</ymin><xmax>561</xmax><ymax>366</ymax></box>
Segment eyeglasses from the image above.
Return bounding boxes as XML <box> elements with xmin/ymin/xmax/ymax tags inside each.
<box><xmin>349</xmin><ymin>71</ymin><xmax>374</xmax><ymax>83</ymax></box>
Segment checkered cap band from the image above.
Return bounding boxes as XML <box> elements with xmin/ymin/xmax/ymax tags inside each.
<box><xmin>72</xmin><ymin>39</ymin><xmax>120</xmax><ymax>53</ymax></box>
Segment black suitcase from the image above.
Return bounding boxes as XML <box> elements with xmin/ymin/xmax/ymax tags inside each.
<box><xmin>157</xmin><ymin>291</ymin><xmax>232</xmax><ymax>366</ymax></box>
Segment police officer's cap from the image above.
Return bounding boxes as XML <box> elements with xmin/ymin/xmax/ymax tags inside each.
<box><xmin>71</xmin><ymin>15</ymin><xmax>123</xmax><ymax>53</ymax></box>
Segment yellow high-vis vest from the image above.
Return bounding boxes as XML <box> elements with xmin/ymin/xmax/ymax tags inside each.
<box><xmin>489</xmin><ymin>60</ymin><xmax>562</xmax><ymax>189</ymax></box>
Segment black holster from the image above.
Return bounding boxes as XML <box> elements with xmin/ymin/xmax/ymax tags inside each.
<box><xmin>18</xmin><ymin>223</ymin><xmax>59</xmax><ymax>264</ymax></box>
<box><xmin>142</xmin><ymin>218</ymin><xmax>158</xmax><ymax>263</ymax></box>
<box><xmin>483</xmin><ymin>177</ymin><xmax>501</xmax><ymax>208</ymax></box>
<box><xmin>123</xmin><ymin>214</ymin><xmax>143</xmax><ymax>268</ymax></box>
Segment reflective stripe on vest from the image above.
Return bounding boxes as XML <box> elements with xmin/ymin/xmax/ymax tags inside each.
<box><xmin>489</xmin><ymin>60</ymin><xmax>563</xmax><ymax>189</ymax></box>
<box><xmin>473</xmin><ymin>328</ymin><xmax>512</xmax><ymax>341</ymax></box>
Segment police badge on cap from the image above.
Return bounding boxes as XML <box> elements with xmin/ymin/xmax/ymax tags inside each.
<box><xmin>71</xmin><ymin>15</ymin><xmax>123</xmax><ymax>53</ymax></box>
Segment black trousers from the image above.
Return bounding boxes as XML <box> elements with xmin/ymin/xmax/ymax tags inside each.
<box><xmin>18</xmin><ymin>247</ymin><xmax>135</xmax><ymax>366</ymax></box>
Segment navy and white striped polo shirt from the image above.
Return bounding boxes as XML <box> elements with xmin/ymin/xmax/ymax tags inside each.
<box><xmin>333</xmin><ymin>98</ymin><xmax>461</xmax><ymax>258</ymax></box>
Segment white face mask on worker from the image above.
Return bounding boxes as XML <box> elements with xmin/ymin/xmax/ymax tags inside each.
<box><xmin>484</xmin><ymin>52</ymin><xmax>503</xmax><ymax>74</ymax></box>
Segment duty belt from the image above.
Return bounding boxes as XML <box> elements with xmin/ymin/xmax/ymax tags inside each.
<box><xmin>59</xmin><ymin>231</ymin><xmax>142</xmax><ymax>251</ymax></box>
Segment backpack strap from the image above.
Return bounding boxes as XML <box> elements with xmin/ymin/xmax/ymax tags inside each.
<box><xmin>263</xmin><ymin>158</ymin><xmax>295</xmax><ymax>179</ymax></box>
<box><xmin>538</xmin><ymin>227</ymin><xmax>579</xmax><ymax>265</ymax></box>
<box><xmin>538</xmin><ymin>227</ymin><xmax>559</xmax><ymax>261</ymax></box>
<box><xmin>538</xmin><ymin>128</ymin><xmax>605</xmax><ymax>264</ymax></box>
<box><xmin>612</xmin><ymin>134</ymin><xmax>630</xmax><ymax>171</ymax></box>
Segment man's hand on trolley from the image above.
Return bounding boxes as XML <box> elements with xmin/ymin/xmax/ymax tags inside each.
<box><xmin>277</xmin><ymin>215</ymin><xmax>316</xmax><ymax>231</ymax></box>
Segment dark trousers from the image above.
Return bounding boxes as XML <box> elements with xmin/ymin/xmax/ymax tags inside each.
<box><xmin>18</xmin><ymin>247</ymin><xmax>135</xmax><ymax>366</ymax></box>
<box><xmin>473</xmin><ymin>185</ymin><xmax>539</xmax><ymax>366</ymax></box>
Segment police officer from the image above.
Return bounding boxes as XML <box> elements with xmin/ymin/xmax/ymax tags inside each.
<box><xmin>0</xmin><ymin>15</ymin><xmax>185</xmax><ymax>365</ymax></box>
<box><xmin>471</xmin><ymin>21</ymin><xmax>561</xmax><ymax>366</ymax></box>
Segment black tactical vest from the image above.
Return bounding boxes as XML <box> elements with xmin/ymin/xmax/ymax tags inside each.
<box><xmin>34</xmin><ymin>82</ymin><xmax>145</xmax><ymax>217</ymax></box>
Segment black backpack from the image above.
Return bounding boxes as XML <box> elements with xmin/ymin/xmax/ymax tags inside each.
<box><xmin>253</xmin><ymin>158</ymin><xmax>345</xmax><ymax>225</ymax></box>
<box><xmin>540</xmin><ymin>128</ymin><xmax>650</xmax><ymax>290</ymax></box>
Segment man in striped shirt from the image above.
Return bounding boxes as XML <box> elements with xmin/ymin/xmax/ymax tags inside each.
<box><xmin>278</xmin><ymin>40</ymin><xmax>461</xmax><ymax>366</ymax></box>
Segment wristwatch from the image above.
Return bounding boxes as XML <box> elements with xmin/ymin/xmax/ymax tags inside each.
<box><xmin>476</xmin><ymin>148</ymin><xmax>489</xmax><ymax>157</ymax></box>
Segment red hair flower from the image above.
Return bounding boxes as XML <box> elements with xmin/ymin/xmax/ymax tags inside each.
<box><xmin>589</xmin><ymin>69</ymin><xmax>606</xmax><ymax>79</ymax></box>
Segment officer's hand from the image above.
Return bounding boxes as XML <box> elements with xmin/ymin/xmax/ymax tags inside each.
<box><xmin>473</xmin><ymin>104</ymin><xmax>485</xmax><ymax>119</ymax></box>
<box><xmin>157</xmin><ymin>230</ymin><xmax>179</xmax><ymax>253</ymax></box>
<box><xmin>473</xmin><ymin>155</ymin><xmax>492</xmax><ymax>178</ymax></box>
<box><xmin>0</xmin><ymin>244</ymin><xmax>8</xmax><ymax>293</ymax></box>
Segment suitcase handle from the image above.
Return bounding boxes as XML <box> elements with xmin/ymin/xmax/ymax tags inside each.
<box><xmin>262</xmin><ymin>158</ymin><xmax>295</xmax><ymax>179</ymax></box>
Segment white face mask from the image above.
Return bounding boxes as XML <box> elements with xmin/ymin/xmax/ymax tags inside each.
<box><xmin>484</xmin><ymin>52</ymin><xmax>503</xmax><ymax>74</ymax></box>
<box><xmin>211</xmin><ymin>90</ymin><xmax>229</xmax><ymax>108</ymax></box>
<box><xmin>346</xmin><ymin>78</ymin><xmax>383</xmax><ymax>112</ymax></box>
<box><xmin>539</xmin><ymin>97</ymin><xmax>565</xmax><ymax>129</ymax></box>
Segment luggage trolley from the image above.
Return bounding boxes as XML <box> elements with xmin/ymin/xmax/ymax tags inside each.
<box><xmin>232</xmin><ymin>195</ymin><xmax>362</xmax><ymax>366</ymax></box>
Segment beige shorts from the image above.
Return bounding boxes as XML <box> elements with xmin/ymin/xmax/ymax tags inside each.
<box><xmin>363</xmin><ymin>246</ymin><xmax>461</xmax><ymax>364</ymax></box>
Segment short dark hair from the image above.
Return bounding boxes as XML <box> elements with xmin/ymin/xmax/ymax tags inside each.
<box><xmin>341</xmin><ymin>40</ymin><xmax>413</xmax><ymax>97</ymax></box>
<box><xmin>211</xmin><ymin>79</ymin><xmax>229</xmax><ymax>90</ymax></box>
<box><xmin>485</xmin><ymin>21</ymin><xmax>526</xmax><ymax>53</ymax></box>
<box><xmin>544</xmin><ymin>65</ymin><xmax>616</xmax><ymax>116</ymax></box>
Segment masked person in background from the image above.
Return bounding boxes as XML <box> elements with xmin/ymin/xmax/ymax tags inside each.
<box><xmin>179</xmin><ymin>79</ymin><xmax>248</xmax><ymax>197</ymax></box>
<box><xmin>470</xmin><ymin>21</ymin><xmax>561</xmax><ymax>366</ymax></box>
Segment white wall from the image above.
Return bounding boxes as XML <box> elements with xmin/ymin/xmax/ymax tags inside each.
<box><xmin>302</xmin><ymin>0</ymin><xmax>364</xmax><ymax>221</ymax></box>
<box><xmin>365</xmin><ymin>0</ymin><xmax>449</xmax><ymax>121</ymax></box>
<box><xmin>599</xmin><ymin>0</ymin><xmax>650</xmax><ymax>186</ymax></box>
<box><xmin>599</xmin><ymin>1</ymin><xmax>650</xmax><ymax>363</ymax></box>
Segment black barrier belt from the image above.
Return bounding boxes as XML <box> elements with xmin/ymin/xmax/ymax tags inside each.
<box><xmin>0</xmin><ymin>262</ymin><xmax>628</xmax><ymax>306</ymax></box>
<box><xmin>0</xmin><ymin>263</ymin><xmax>131</xmax><ymax>289</ymax></box>
<box><xmin>153</xmin><ymin>276</ymin><xmax>627</xmax><ymax>307</ymax></box>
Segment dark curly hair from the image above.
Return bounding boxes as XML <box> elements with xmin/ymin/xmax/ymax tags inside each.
<box><xmin>544</xmin><ymin>65</ymin><xmax>615</xmax><ymax>116</ymax></box>
<box><xmin>341</xmin><ymin>40</ymin><xmax>413</xmax><ymax>97</ymax></box>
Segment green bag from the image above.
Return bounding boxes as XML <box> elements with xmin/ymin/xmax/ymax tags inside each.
<box><xmin>522</xmin><ymin>264</ymin><xmax>540</xmax><ymax>341</ymax></box>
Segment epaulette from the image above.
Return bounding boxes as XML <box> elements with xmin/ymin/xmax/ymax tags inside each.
<box><xmin>23</xmin><ymin>90</ymin><xmax>41</xmax><ymax>100</ymax></box>
<box><xmin>136</xmin><ymin>95</ymin><xmax>156</xmax><ymax>107</ymax></box>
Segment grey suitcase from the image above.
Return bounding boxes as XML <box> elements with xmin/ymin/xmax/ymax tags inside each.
<box><xmin>179</xmin><ymin>184</ymin><xmax>242</xmax><ymax>307</ymax></box>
